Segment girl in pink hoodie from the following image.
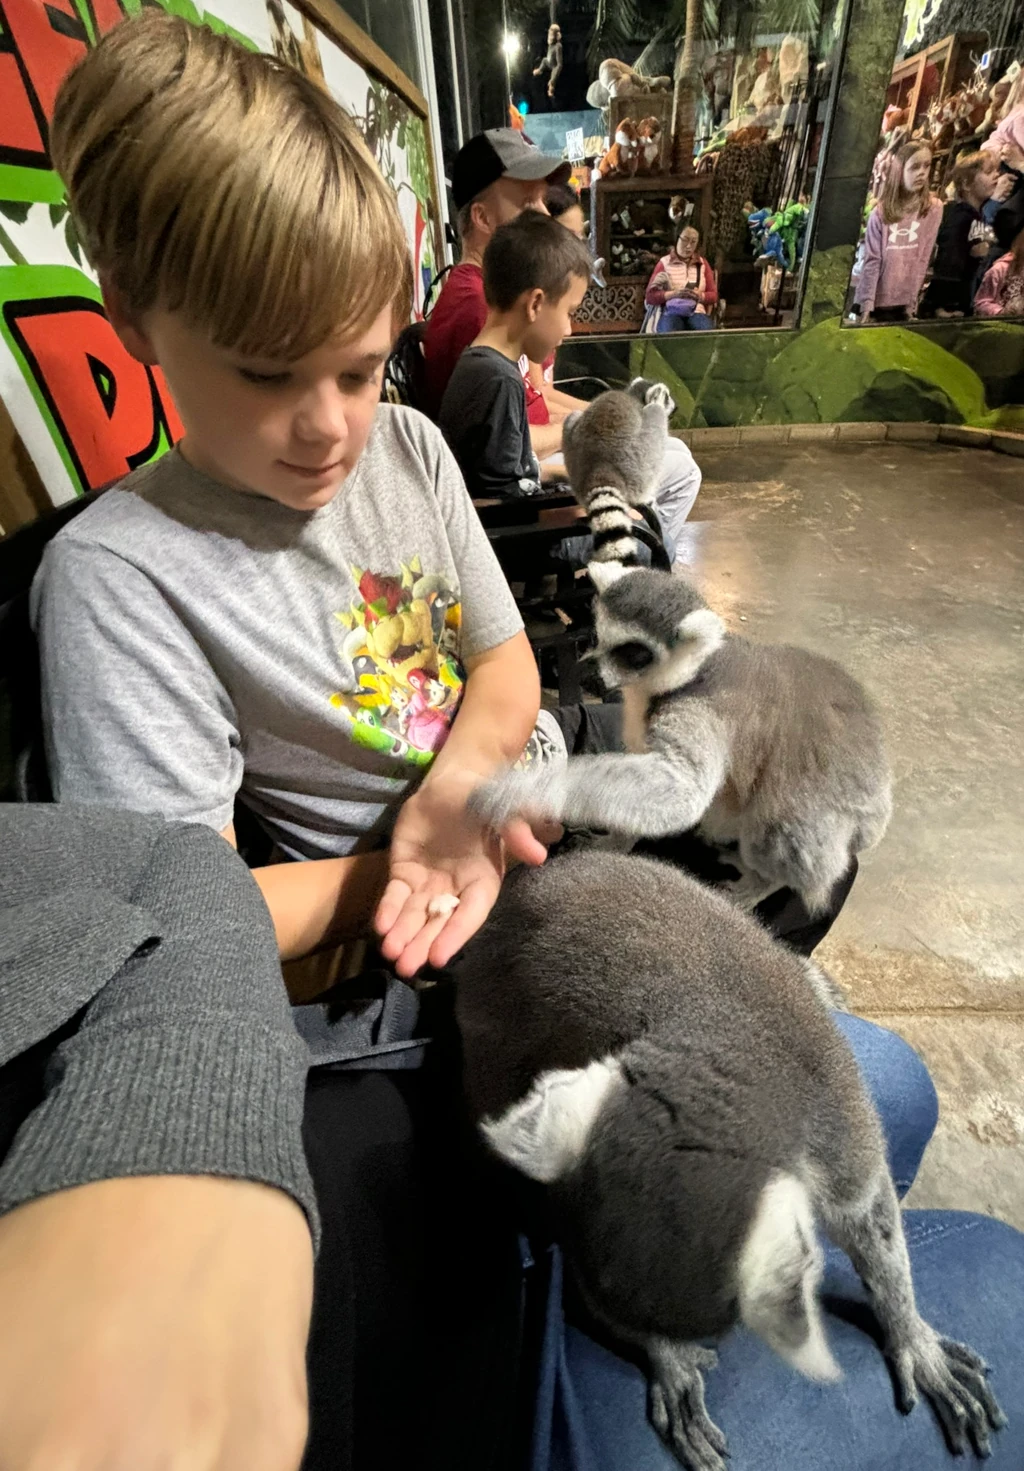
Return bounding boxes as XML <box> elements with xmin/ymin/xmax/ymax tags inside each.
<box><xmin>854</xmin><ymin>141</ymin><xmax>942</xmax><ymax>322</ymax></box>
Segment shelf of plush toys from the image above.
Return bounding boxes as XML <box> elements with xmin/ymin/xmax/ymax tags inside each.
<box><xmin>880</xmin><ymin>31</ymin><xmax>1018</xmax><ymax>191</ymax></box>
<box><xmin>593</xmin><ymin>173</ymin><xmax>714</xmax><ymax>286</ymax></box>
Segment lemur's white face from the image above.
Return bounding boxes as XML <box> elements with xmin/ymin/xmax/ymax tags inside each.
<box><xmin>594</xmin><ymin>597</ymin><xmax>727</xmax><ymax>694</ymax></box>
<box><xmin>594</xmin><ymin>602</ymin><xmax>664</xmax><ymax>689</ymax></box>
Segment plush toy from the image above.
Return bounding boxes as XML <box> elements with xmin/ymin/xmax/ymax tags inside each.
<box><xmin>586</xmin><ymin>59</ymin><xmax>671</xmax><ymax>110</ymax></box>
<box><xmin>668</xmin><ymin>194</ymin><xmax>695</xmax><ymax>227</ymax></box>
<box><xmin>636</xmin><ymin>116</ymin><xmax>663</xmax><ymax>174</ymax></box>
<box><xmin>702</xmin><ymin>51</ymin><xmax>735</xmax><ymax>129</ymax></box>
<box><xmin>532</xmin><ymin>24</ymin><xmax>562</xmax><ymax>100</ymax></box>
<box><xmin>598</xmin><ymin>118</ymin><xmax>639</xmax><ymax>177</ymax></box>
<box><xmin>747</xmin><ymin>200</ymin><xmax>808</xmax><ymax>272</ymax></box>
<box><xmin>982</xmin><ymin>80</ymin><xmax>1012</xmax><ymax>134</ymax></box>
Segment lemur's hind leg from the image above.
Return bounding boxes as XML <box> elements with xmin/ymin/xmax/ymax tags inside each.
<box><xmin>741</xmin><ymin>815</ymin><xmax>855</xmax><ymax>918</ymax></box>
<box><xmin>717</xmin><ymin>866</ymin><xmax>780</xmax><ymax>912</ymax></box>
<box><xmin>821</xmin><ymin>1169</ymin><xmax>1006</xmax><ymax>1456</ymax></box>
<box><xmin>647</xmin><ymin>1341</ymin><xmax>727</xmax><ymax>1471</ymax></box>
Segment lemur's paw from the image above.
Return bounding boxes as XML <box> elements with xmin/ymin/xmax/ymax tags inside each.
<box><xmin>648</xmin><ymin>1344</ymin><xmax>727</xmax><ymax>1471</ymax></box>
<box><xmin>644</xmin><ymin>381</ymin><xmax>675</xmax><ymax>413</ymax></box>
<box><xmin>468</xmin><ymin>770</ymin><xmax>556</xmax><ymax>831</ymax></box>
<box><xmin>891</xmin><ymin>1323</ymin><xmax>1006</xmax><ymax>1457</ymax></box>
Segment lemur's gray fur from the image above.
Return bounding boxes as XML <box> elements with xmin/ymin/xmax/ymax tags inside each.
<box><xmin>471</xmin><ymin>564</ymin><xmax>893</xmax><ymax>916</ymax></box>
<box><xmin>457</xmin><ymin>852</ymin><xmax>1005</xmax><ymax>1471</ymax></box>
<box><xmin>561</xmin><ymin>379</ymin><xmax>675</xmax><ymax>565</ymax></box>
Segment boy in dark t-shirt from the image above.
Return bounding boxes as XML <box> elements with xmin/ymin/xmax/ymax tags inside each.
<box><xmin>920</xmin><ymin>152</ymin><xmax>1001</xmax><ymax>317</ymax></box>
<box><xmin>440</xmin><ymin>345</ymin><xmax>546</xmax><ymax>498</ymax></box>
<box><xmin>439</xmin><ymin>212</ymin><xmax>590</xmax><ymax>500</ymax></box>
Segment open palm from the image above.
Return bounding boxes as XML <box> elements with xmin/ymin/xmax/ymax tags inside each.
<box><xmin>375</xmin><ymin>772</ymin><xmax>556</xmax><ymax>978</ymax></box>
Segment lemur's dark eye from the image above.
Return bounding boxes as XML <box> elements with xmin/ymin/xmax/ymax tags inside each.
<box><xmin>610</xmin><ymin>641</ymin><xmax>655</xmax><ymax>671</ymax></box>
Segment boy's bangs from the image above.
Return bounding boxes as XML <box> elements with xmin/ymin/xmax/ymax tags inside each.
<box><xmin>49</xmin><ymin>13</ymin><xmax>413</xmax><ymax>364</ymax></box>
<box><xmin>164</xmin><ymin>138</ymin><xmax>413</xmax><ymax>361</ymax></box>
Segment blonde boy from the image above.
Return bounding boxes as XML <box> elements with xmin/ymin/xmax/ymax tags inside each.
<box><xmin>35</xmin><ymin>12</ymin><xmax>554</xmax><ymax>990</ymax></box>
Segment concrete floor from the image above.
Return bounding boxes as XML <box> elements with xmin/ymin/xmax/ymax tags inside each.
<box><xmin>679</xmin><ymin>441</ymin><xmax>1024</xmax><ymax>1228</ymax></box>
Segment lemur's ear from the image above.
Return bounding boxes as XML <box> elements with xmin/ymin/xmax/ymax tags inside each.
<box><xmin>675</xmin><ymin>607</ymin><xmax>726</xmax><ymax>652</ymax></box>
<box><xmin>480</xmin><ymin>1058</ymin><xmax>622</xmax><ymax>1183</ymax></box>
<box><xmin>737</xmin><ymin>1173</ymin><xmax>841</xmax><ymax>1383</ymax></box>
<box><xmin>588</xmin><ymin>559</ymin><xmax>630</xmax><ymax>592</ymax></box>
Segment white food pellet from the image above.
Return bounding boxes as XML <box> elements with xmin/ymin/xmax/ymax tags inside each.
<box><xmin>427</xmin><ymin>894</ymin><xmax>460</xmax><ymax>920</ymax></box>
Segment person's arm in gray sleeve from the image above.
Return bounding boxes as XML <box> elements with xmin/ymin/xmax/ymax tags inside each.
<box><xmin>0</xmin><ymin>816</ymin><xmax>318</xmax><ymax>1245</ymax></box>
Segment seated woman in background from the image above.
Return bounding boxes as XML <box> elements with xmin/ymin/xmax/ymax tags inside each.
<box><xmin>644</xmin><ymin>225</ymin><xmax>718</xmax><ymax>332</ymax></box>
<box><xmin>974</xmin><ymin>210</ymin><xmax>1024</xmax><ymax>317</ymax></box>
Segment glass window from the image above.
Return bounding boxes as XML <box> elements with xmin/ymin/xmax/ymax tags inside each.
<box><xmin>843</xmin><ymin>0</ymin><xmax>1024</xmax><ymax>325</ymax></box>
<box><xmin>494</xmin><ymin>0</ymin><xmax>847</xmax><ymax>335</ymax></box>
<box><xmin>334</xmin><ymin>0</ymin><xmax>423</xmax><ymax>91</ymax></box>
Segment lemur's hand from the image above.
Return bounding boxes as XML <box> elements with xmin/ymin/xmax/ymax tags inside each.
<box><xmin>644</xmin><ymin>381</ymin><xmax>676</xmax><ymax>413</ymax></box>
<box><xmin>469</xmin><ymin>766</ymin><xmax>568</xmax><ymax>833</ymax></box>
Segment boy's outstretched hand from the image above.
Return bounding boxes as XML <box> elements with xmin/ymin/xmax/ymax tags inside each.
<box><xmin>375</xmin><ymin>767</ymin><xmax>560</xmax><ymax>978</ymax></box>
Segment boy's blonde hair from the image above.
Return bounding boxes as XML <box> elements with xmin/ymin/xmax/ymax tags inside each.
<box><xmin>951</xmin><ymin>151</ymin><xmax>995</xmax><ymax>201</ymax></box>
<box><xmin>50</xmin><ymin>11</ymin><xmax>413</xmax><ymax>360</ymax></box>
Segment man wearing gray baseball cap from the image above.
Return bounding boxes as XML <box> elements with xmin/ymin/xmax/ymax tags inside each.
<box><xmin>422</xmin><ymin>128</ymin><xmax>570</xmax><ymax>430</ymax></box>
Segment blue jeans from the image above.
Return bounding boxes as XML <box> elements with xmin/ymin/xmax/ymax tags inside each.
<box><xmin>531</xmin><ymin>1015</ymin><xmax>1024</xmax><ymax>1470</ymax></box>
<box><xmin>656</xmin><ymin>310</ymin><xmax>715</xmax><ymax>331</ymax></box>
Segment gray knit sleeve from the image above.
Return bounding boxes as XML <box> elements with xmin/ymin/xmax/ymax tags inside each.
<box><xmin>0</xmin><ymin>819</ymin><xmax>319</xmax><ymax>1246</ymax></box>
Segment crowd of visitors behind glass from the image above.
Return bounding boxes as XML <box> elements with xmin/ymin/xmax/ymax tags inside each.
<box><xmin>850</xmin><ymin>88</ymin><xmax>1024</xmax><ymax>323</ymax></box>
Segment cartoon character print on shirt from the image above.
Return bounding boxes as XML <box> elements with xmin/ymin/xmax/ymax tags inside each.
<box><xmin>331</xmin><ymin>557</ymin><xmax>463</xmax><ymax>766</ymax></box>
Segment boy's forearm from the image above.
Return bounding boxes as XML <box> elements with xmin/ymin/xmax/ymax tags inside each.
<box><xmin>427</xmin><ymin>631</ymin><xmax>540</xmax><ymax>785</ymax></box>
<box><xmin>252</xmin><ymin>850</ymin><xmax>390</xmax><ymax>961</ymax></box>
<box><xmin>530</xmin><ymin>422</ymin><xmax>563</xmax><ymax>461</ymax></box>
<box><xmin>544</xmin><ymin>386</ymin><xmax>588</xmax><ymax>415</ymax></box>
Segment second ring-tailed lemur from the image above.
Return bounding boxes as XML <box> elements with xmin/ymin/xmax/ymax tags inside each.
<box><xmin>471</xmin><ymin>563</ymin><xmax>892</xmax><ymax>916</ymax></box>
<box><xmin>561</xmin><ymin>379</ymin><xmax>678</xmax><ymax>566</ymax></box>
<box><xmin>457</xmin><ymin>851</ymin><xmax>1004</xmax><ymax>1471</ymax></box>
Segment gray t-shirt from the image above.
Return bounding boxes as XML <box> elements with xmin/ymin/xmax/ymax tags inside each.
<box><xmin>32</xmin><ymin>405</ymin><xmax>527</xmax><ymax>859</ymax></box>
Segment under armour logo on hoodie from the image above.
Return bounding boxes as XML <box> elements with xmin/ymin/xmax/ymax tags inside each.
<box><xmin>887</xmin><ymin>219</ymin><xmax>921</xmax><ymax>248</ymax></box>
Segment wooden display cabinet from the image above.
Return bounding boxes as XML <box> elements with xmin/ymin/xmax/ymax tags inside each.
<box><xmin>580</xmin><ymin>173</ymin><xmax>713</xmax><ymax>333</ymax></box>
<box><xmin>885</xmin><ymin>32</ymin><xmax>986</xmax><ymax>137</ymax></box>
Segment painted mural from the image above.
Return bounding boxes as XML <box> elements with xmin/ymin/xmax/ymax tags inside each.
<box><xmin>0</xmin><ymin>0</ymin><xmax>442</xmax><ymax>511</ymax></box>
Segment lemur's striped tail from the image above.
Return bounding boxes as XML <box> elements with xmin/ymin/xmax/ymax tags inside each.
<box><xmin>583</xmin><ymin>487</ymin><xmax>672</xmax><ymax>570</ymax></box>
<box><xmin>585</xmin><ymin>485</ymin><xmax>645</xmax><ymax>566</ymax></box>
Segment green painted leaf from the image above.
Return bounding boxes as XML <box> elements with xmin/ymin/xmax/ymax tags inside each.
<box><xmin>0</xmin><ymin>201</ymin><xmax>31</xmax><ymax>225</ymax></box>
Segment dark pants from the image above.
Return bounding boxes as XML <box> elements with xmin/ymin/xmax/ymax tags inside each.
<box><xmin>301</xmin><ymin>1040</ymin><xmax>527</xmax><ymax>1471</ymax></box>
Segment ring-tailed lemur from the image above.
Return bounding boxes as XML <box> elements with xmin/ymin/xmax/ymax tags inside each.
<box><xmin>561</xmin><ymin>379</ymin><xmax>677</xmax><ymax>567</ymax></box>
<box><xmin>457</xmin><ymin>851</ymin><xmax>1005</xmax><ymax>1471</ymax></box>
<box><xmin>471</xmin><ymin>564</ymin><xmax>892</xmax><ymax>916</ymax></box>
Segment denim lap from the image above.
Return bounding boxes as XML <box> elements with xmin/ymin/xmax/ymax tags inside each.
<box><xmin>530</xmin><ymin>1020</ymin><xmax>1023</xmax><ymax>1471</ymax></box>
